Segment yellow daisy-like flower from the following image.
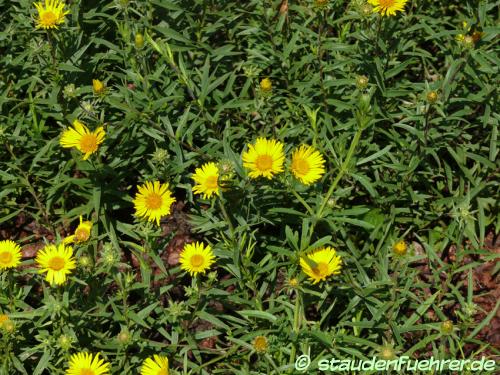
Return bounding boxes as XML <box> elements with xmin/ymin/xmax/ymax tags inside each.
<box><xmin>367</xmin><ymin>0</ymin><xmax>408</xmax><ymax>17</ymax></box>
<box><xmin>60</xmin><ymin>120</ymin><xmax>105</xmax><ymax>161</ymax></box>
<box><xmin>192</xmin><ymin>162</ymin><xmax>220</xmax><ymax>199</ymax></box>
<box><xmin>66</xmin><ymin>352</ymin><xmax>110</xmax><ymax>375</ymax></box>
<box><xmin>0</xmin><ymin>240</ymin><xmax>22</xmax><ymax>270</ymax></box>
<box><xmin>179</xmin><ymin>242</ymin><xmax>215</xmax><ymax>276</ymax></box>
<box><xmin>290</xmin><ymin>145</ymin><xmax>326</xmax><ymax>185</ymax></box>
<box><xmin>133</xmin><ymin>181</ymin><xmax>176</xmax><ymax>226</ymax></box>
<box><xmin>64</xmin><ymin>216</ymin><xmax>93</xmax><ymax>244</ymax></box>
<box><xmin>242</xmin><ymin>138</ymin><xmax>285</xmax><ymax>179</ymax></box>
<box><xmin>36</xmin><ymin>243</ymin><xmax>76</xmax><ymax>286</ymax></box>
<box><xmin>300</xmin><ymin>246</ymin><xmax>342</xmax><ymax>284</ymax></box>
<box><xmin>34</xmin><ymin>0</ymin><xmax>69</xmax><ymax>29</ymax></box>
<box><xmin>141</xmin><ymin>355</ymin><xmax>169</xmax><ymax>375</ymax></box>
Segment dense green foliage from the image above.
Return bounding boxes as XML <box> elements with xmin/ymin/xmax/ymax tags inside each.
<box><xmin>0</xmin><ymin>0</ymin><xmax>499</xmax><ymax>373</ymax></box>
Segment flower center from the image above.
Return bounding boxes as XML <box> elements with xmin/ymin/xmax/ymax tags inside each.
<box><xmin>80</xmin><ymin>369</ymin><xmax>95</xmax><ymax>375</ymax></box>
<box><xmin>253</xmin><ymin>336</ymin><xmax>268</xmax><ymax>351</ymax></box>
<box><xmin>145</xmin><ymin>193</ymin><xmax>163</xmax><ymax>210</ymax></box>
<box><xmin>312</xmin><ymin>262</ymin><xmax>328</xmax><ymax>277</ymax></box>
<box><xmin>157</xmin><ymin>370</ymin><xmax>168</xmax><ymax>375</ymax></box>
<box><xmin>255</xmin><ymin>155</ymin><xmax>273</xmax><ymax>171</ymax></box>
<box><xmin>0</xmin><ymin>251</ymin><xmax>13</xmax><ymax>265</ymax></box>
<box><xmin>378</xmin><ymin>0</ymin><xmax>395</xmax><ymax>8</ymax></box>
<box><xmin>205</xmin><ymin>175</ymin><xmax>218</xmax><ymax>189</ymax></box>
<box><xmin>48</xmin><ymin>256</ymin><xmax>66</xmax><ymax>271</ymax></box>
<box><xmin>292</xmin><ymin>158</ymin><xmax>310</xmax><ymax>176</ymax></box>
<box><xmin>75</xmin><ymin>228</ymin><xmax>90</xmax><ymax>242</ymax></box>
<box><xmin>190</xmin><ymin>254</ymin><xmax>205</xmax><ymax>268</ymax></box>
<box><xmin>41</xmin><ymin>11</ymin><xmax>57</xmax><ymax>26</ymax></box>
<box><xmin>79</xmin><ymin>134</ymin><xmax>98</xmax><ymax>154</ymax></box>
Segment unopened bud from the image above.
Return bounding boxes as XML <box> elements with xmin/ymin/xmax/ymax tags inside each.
<box><xmin>135</xmin><ymin>33</ymin><xmax>144</xmax><ymax>49</ymax></box>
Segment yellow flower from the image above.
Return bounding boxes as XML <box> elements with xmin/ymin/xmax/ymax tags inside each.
<box><xmin>252</xmin><ymin>336</ymin><xmax>268</xmax><ymax>353</ymax></box>
<box><xmin>133</xmin><ymin>181</ymin><xmax>176</xmax><ymax>226</ymax></box>
<box><xmin>290</xmin><ymin>145</ymin><xmax>326</xmax><ymax>185</ymax></box>
<box><xmin>426</xmin><ymin>91</ymin><xmax>438</xmax><ymax>104</ymax></box>
<box><xmin>367</xmin><ymin>0</ymin><xmax>408</xmax><ymax>16</ymax></box>
<box><xmin>34</xmin><ymin>0</ymin><xmax>69</xmax><ymax>29</ymax></box>
<box><xmin>92</xmin><ymin>79</ymin><xmax>106</xmax><ymax>95</ymax></box>
<box><xmin>66</xmin><ymin>352</ymin><xmax>110</xmax><ymax>375</ymax></box>
<box><xmin>0</xmin><ymin>314</ymin><xmax>9</xmax><ymax>328</ymax></box>
<box><xmin>392</xmin><ymin>240</ymin><xmax>407</xmax><ymax>255</ymax></box>
<box><xmin>36</xmin><ymin>243</ymin><xmax>76</xmax><ymax>286</ymax></box>
<box><xmin>288</xmin><ymin>278</ymin><xmax>299</xmax><ymax>288</ymax></box>
<box><xmin>64</xmin><ymin>216</ymin><xmax>93</xmax><ymax>244</ymax></box>
<box><xmin>242</xmin><ymin>138</ymin><xmax>285</xmax><ymax>179</ymax></box>
<box><xmin>0</xmin><ymin>240</ymin><xmax>22</xmax><ymax>269</ymax></box>
<box><xmin>260</xmin><ymin>78</ymin><xmax>272</xmax><ymax>92</ymax></box>
<box><xmin>192</xmin><ymin>162</ymin><xmax>220</xmax><ymax>199</ymax></box>
<box><xmin>141</xmin><ymin>355</ymin><xmax>169</xmax><ymax>375</ymax></box>
<box><xmin>300</xmin><ymin>246</ymin><xmax>342</xmax><ymax>284</ymax></box>
<box><xmin>60</xmin><ymin>120</ymin><xmax>105</xmax><ymax>160</ymax></box>
<box><xmin>179</xmin><ymin>242</ymin><xmax>215</xmax><ymax>276</ymax></box>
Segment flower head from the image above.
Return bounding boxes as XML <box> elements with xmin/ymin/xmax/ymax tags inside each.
<box><xmin>141</xmin><ymin>355</ymin><xmax>169</xmax><ymax>375</ymax></box>
<box><xmin>133</xmin><ymin>181</ymin><xmax>176</xmax><ymax>226</ymax></box>
<box><xmin>192</xmin><ymin>162</ymin><xmax>220</xmax><ymax>199</ymax></box>
<box><xmin>92</xmin><ymin>79</ymin><xmax>106</xmax><ymax>95</ymax></box>
<box><xmin>290</xmin><ymin>145</ymin><xmax>326</xmax><ymax>185</ymax></box>
<box><xmin>36</xmin><ymin>243</ymin><xmax>76</xmax><ymax>286</ymax></box>
<box><xmin>253</xmin><ymin>336</ymin><xmax>268</xmax><ymax>353</ymax></box>
<box><xmin>242</xmin><ymin>138</ymin><xmax>285</xmax><ymax>179</ymax></box>
<box><xmin>260</xmin><ymin>78</ymin><xmax>272</xmax><ymax>92</ymax></box>
<box><xmin>64</xmin><ymin>216</ymin><xmax>93</xmax><ymax>244</ymax></box>
<box><xmin>300</xmin><ymin>246</ymin><xmax>342</xmax><ymax>284</ymax></box>
<box><xmin>179</xmin><ymin>242</ymin><xmax>215</xmax><ymax>276</ymax></box>
<box><xmin>0</xmin><ymin>314</ymin><xmax>10</xmax><ymax>329</ymax></box>
<box><xmin>392</xmin><ymin>240</ymin><xmax>407</xmax><ymax>256</ymax></box>
<box><xmin>60</xmin><ymin>120</ymin><xmax>105</xmax><ymax>160</ymax></box>
<box><xmin>426</xmin><ymin>91</ymin><xmax>439</xmax><ymax>104</ymax></box>
<box><xmin>0</xmin><ymin>240</ymin><xmax>22</xmax><ymax>269</ymax></box>
<box><xmin>34</xmin><ymin>0</ymin><xmax>69</xmax><ymax>29</ymax></box>
<box><xmin>368</xmin><ymin>0</ymin><xmax>408</xmax><ymax>17</ymax></box>
<box><xmin>66</xmin><ymin>352</ymin><xmax>110</xmax><ymax>375</ymax></box>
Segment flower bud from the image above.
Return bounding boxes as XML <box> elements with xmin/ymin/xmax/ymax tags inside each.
<box><xmin>135</xmin><ymin>33</ymin><xmax>144</xmax><ymax>49</ymax></box>
<box><xmin>356</xmin><ymin>75</ymin><xmax>369</xmax><ymax>90</ymax></box>
<box><xmin>462</xmin><ymin>35</ymin><xmax>475</xmax><ymax>49</ymax></box>
<box><xmin>117</xmin><ymin>330</ymin><xmax>131</xmax><ymax>344</ymax></box>
<box><xmin>253</xmin><ymin>335</ymin><xmax>269</xmax><ymax>353</ymax></box>
<box><xmin>378</xmin><ymin>345</ymin><xmax>396</xmax><ymax>360</ymax></box>
<box><xmin>426</xmin><ymin>91</ymin><xmax>438</xmax><ymax>104</ymax></box>
<box><xmin>260</xmin><ymin>78</ymin><xmax>272</xmax><ymax>93</ymax></box>
<box><xmin>92</xmin><ymin>79</ymin><xmax>106</xmax><ymax>95</ymax></box>
<box><xmin>58</xmin><ymin>334</ymin><xmax>72</xmax><ymax>350</ymax></box>
<box><xmin>360</xmin><ymin>3</ymin><xmax>373</xmax><ymax>17</ymax></box>
<box><xmin>392</xmin><ymin>240</ymin><xmax>407</xmax><ymax>256</ymax></box>
<box><xmin>441</xmin><ymin>320</ymin><xmax>454</xmax><ymax>335</ymax></box>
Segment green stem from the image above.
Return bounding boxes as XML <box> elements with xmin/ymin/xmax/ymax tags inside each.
<box><xmin>289</xmin><ymin>290</ymin><xmax>302</xmax><ymax>368</ymax></box>
<box><xmin>218</xmin><ymin>197</ymin><xmax>235</xmax><ymax>240</ymax></box>
<box><xmin>289</xmin><ymin>188</ymin><xmax>314</xmax><ymax>216</ymax></box>
<box><xmin>313</xmin><ymin>125</ymin><xmax>364</xmax><ymax>228</ymax></box>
